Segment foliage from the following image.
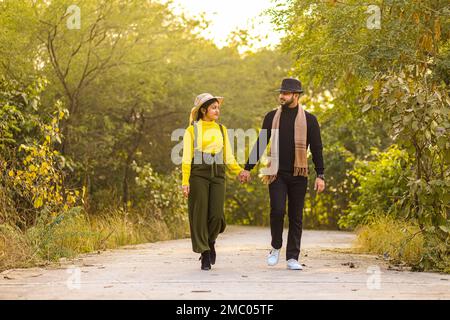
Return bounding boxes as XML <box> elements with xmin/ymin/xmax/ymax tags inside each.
<box><xmin>225</xmin><ymin>170</ymin><xmax>271</xmax><ymax>226</ymax></box>
<box><xmin>269</xmin><ymin>0</ymin><xmax>449</xmax><ymax>87</ymax></box>
<box><xmin>1</xmin><ymin>77</ymin><xmax>80</xmax><ymax>227</ymax></box>
<box><xmin>132</xmin><ymin>162</ymin><xmax>188</xmax><ymax>236</ymax></box>
<box><xmin>362</xmin><ymin>67</ymin><xmax>450</xmax><ymax>271</ymax></box>
<box><xmin>9</xmin><ymin>109</ymin><xmax>78</xmax><ymax>209</ymax></box>
<box><xmin>363</xmin><ymin>68</ymin><xmax>450</xmax><ymax>226</ymax></box>
<box><xmin>0</xmin><ymin>76</ymin><xmax>46</xmax><ymax>149</ymax></box>
<box><xmin>339</xmin><ymin>145</ymin><xmax>410</xmax><ymax>228</ymax></box>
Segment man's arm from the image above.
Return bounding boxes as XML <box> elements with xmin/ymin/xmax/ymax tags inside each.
<box><xmin>308</xmin><ymin>114</ymin><xmax>324</xmax><ymax>175</ymax></box>
<box><xmin>308</xmin><ymin>114</ymin><xmax>325</xmax><ymax>193</ymax></box>
<box><xmin>244</xmin><ymin>112</ymin><xmax>274</xmax><ymax>172</ymax></box>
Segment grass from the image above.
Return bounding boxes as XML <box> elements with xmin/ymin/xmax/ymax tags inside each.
<box><xmin>355</xmin><ymin>215</ymin><xmax>450</xmax><ymax>272</ymax></box>
<box><xmin>0</xmin><ymin>224</ymin><xmax>37</xmax><ymax>270</ymax></box>
<box><xmin>355</xmin><ymin>216</ymin><xmax>424</xmax><ymax>265</ymax></box>
<box><xmin>0</xmin><ymin>207</ymin><xmax>190</xmax><ymax>272</ymax></box>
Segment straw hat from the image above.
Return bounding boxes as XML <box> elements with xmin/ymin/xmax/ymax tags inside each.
<box><xmin>189</xmin><ymin>93</ymin><xmax>224</xmax><ymax>124</ymax></box>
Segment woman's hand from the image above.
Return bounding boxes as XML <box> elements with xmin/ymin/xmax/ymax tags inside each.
<box><xmin>238</xmin><ymin>170</ymin><xmax>251</xmax><ymax>183</ymax></box>
<box><xmin>182</xmin><ymin>185</ymin><xmax>190</xmax><ymax>198</ymax></box>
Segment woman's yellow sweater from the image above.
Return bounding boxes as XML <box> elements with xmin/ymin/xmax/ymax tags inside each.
<box><xmin>182</xmin><ymin>119</ymin><xmax>242</xmax><ymax>186</ymax></box>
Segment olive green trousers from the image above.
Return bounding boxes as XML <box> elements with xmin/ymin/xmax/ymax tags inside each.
<box><xmin>188</xmin><ymin>162</ymin><xmax>226</xmax><ymax>253</ymax></box>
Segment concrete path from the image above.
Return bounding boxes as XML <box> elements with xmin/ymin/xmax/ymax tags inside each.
<box><xmin>0</xmin><ymin>226</ymin><xmax>449</xmax><ymax>299</ymax></box>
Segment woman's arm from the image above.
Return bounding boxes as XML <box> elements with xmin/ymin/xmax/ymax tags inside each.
<box><xmin>182</xmin><ymin>126</ymin><xmax>194</xmax><ymax>186</ymax></box>
<box><xmin>222</xmin><ymin>125</ymin><xmax>242</xmax><ymax>176</ymax></box>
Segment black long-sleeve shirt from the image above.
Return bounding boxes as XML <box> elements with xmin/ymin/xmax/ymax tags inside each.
<box><xmin>244</xmin><ymin>105</ymin><xmax>324</xmax><ymax>175</ymax></box>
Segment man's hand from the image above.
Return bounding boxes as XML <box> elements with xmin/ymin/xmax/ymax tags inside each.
<box><xmin>182</xmin><ymin>185</ymin><xmax>190</xmax><ymax>198</ymax></box>
<box><xmin>314</xmin><ymin>178</ymin><xmax>325</xmax><ymax>193</ymax></box>
<box><xmin>238</xmin><ymin>170</ymin><xmax>251</xmax><ymax>183</ymax></box>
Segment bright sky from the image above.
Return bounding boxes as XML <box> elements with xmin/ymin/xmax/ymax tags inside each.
<box><xmin>168</xmin><ymin>0</ymin><xmax>284</xmax><ymax>50</ymax></box>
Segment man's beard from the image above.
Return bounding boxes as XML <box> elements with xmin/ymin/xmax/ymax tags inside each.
<box><xmin>280</xmin><ymin>96</ymin><xmax>294</xmax><ymax>107</ymax></box>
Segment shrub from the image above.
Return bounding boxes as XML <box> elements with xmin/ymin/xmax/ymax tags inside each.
<box><xmin>356</xmin><ymin>215</ymin><xmax>450</xmax><ymax>273</ymax></box>
<box><xmin>339</xmin><ymin>145</ymin><xmax>409</xmax><ymax>228</ymax></box>
<box><xmin>133</xmin><ymin>162</ymin><xmax>189</xmax><ymax>238</ymax></box>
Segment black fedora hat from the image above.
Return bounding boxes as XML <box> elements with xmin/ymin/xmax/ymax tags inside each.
<box><xmin>276</xmin><ymin>78</ymin><xmax>304</xmax><ymax>93</ymax></box>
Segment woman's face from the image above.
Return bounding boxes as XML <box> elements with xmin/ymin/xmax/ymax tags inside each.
<box><xmin>202</xmin><ymin>101</ymin><xmax>220</xmax><ymax>121</ymax></box>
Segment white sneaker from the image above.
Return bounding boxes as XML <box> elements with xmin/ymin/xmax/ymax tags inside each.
<box><xmin>267</xmin><ymin>248</ymin><xmax>280</xmax><ymax>266</ymax></box>
<box><xmin>287</xmin><ymin>259</ymin><xmax>303</xmax><ymax>270</ymax></box>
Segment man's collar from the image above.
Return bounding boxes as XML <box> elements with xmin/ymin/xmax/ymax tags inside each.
<box><xmin>282</xmin><ymin>104</ymin><xmax>299</xmax><ymax>110</ymax></box>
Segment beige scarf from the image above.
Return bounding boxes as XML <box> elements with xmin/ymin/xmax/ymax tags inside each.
<box><xmin>261</xmin><ymin>105</ymin><xmax>308</xmax><ymax>184</ymax></box>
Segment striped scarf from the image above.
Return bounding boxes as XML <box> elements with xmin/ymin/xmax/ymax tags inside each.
<box><xmin>261</xmin><ymin>105</ymin><xmax>308</xmax><ymax>184</ymax></box>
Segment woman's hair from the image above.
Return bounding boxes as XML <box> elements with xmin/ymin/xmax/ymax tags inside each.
<box><xmin>196</xmin><ymin>98</ymin><xmax>218</xmax><ymax>121</ymax></box>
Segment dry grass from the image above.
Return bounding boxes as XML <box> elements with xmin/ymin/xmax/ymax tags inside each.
<box><xmin>0</xmin><ymin>208</ymin><xmax>189</xmax><ymax>272</ymax></box>
<box><xmin>356</xmin><ymin>216</ymin><xmax>450</xmax><ymax>273</ymax></box>
<box><xmin>0</xmin><ymin>224</ymin><xmax>37</xmax><ymax>270</ymax></box>
<box><xmin>355</xmin><ymin>216</ymin><xmax>425</xmax><ymax>266</ymax></box>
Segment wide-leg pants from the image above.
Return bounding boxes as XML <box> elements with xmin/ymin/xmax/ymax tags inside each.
<box><xmin>188</xmin><ymin>163</ymin><xmax>226</xmax><ymax>253</ymax></box>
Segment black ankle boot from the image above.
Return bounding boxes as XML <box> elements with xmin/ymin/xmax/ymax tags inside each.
<box><xmin>200</xmin><ymin>251</ymin><xmax>211</xmax><ymax>270</ymax></box>
<box><xmin>209</xmin><ymin>241</ymin><xmax>216</xmax><ymax>265</ymax></box>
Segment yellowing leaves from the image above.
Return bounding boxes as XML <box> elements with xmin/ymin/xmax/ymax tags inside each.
<box><xmin>413</xmin><ymin>12</ymin><xmax>420</xmax><ymax>24</ymax></box>
<box><xmin>58</xmin><ymin>110</ymin><xmax>66</xmax><ymax>120</ymax></box>
<box><xmin>373</xmin><ymin>81</ymin><xmax>382</xmax><ymax>99</ymax></box>
<box><xmin>33</xmin><ymin>196</ymin><xmax>43</xmax><ymax>208</ymax></box>
<box><xmin>420</xmin><ymin>33</ymin><xmax>434</xmax><ymax>52</ymax></box>
<box><xmin>6</xmin><ymin>108</ymin><xmax>81</xmax><ymax>213</ymax></box>
<box><xmin>434</xmin><ymin>19</ymin><xmax>441</xmax><ymax>41</ymax></box>
<box><xmin>40</xmin><ymin>161</ymin><xmax>50</xmax><ymax>175</ymax></box>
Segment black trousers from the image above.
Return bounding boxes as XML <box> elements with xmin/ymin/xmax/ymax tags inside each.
<box><xmin>268</xmin><ymin>172</ymin><xmax>307</xmax><ymax>260</ymax></box>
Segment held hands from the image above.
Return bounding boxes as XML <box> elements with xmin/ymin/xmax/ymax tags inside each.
<box><xmin>314</xmin><ymin>178</ymin><xmax>325</xmax><ymax>193</ymax></box>
<box><xmin>182</xmin><ymin>185</ymin><xmax>190</xmax><ymax>198</ymax></box>
<box><xmin>238</xmin><ymin>170</ymin><xmax>251</xmax><ymax>184</ymax></box>
<box><xmin>183</xmin><ymin>170</ymin><xmax>250</xmax><ymax>196</ymax></box>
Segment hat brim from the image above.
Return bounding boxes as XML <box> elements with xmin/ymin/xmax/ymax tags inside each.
<box><xmin>194</xmin><ymin>96</ymin><xmax>224</xmax><ymax>112</ymax></box>
<box><xmin>189</xmin><ymin>97</ymin><xmax>224</xmax><ymax>124</ymax></box>
<box><xmin>275</xmin><ymin>89</ymin><xmax>304</xmax><ymax>93</ymax></box>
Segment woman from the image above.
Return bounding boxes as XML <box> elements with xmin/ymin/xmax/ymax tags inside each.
<box><xmin>182</xmin><ymin>93</ymin><xmax>243</xmax><ymax>270</ymax></box>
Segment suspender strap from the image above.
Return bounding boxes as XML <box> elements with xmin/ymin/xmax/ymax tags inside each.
<box><xmin>193</xmin><ymin>121</ymin><xmax>198</xmax><ymax>150</ymax></box>
<box><xmin>218</xmin><ymin>124</ymin><xmax>225</xmax><ymax>162</ymax></box>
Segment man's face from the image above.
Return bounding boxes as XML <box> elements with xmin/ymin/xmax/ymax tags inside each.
<box><xmin>279</xmin><ymin>91</ymin><xmax>295</xmax><ymax>107</ymax></box>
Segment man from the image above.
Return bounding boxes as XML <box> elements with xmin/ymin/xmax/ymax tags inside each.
<box><xmin>239</xmin><ymin>78</ymin><xmax>325</xmax><ymax>270</ymax></box>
